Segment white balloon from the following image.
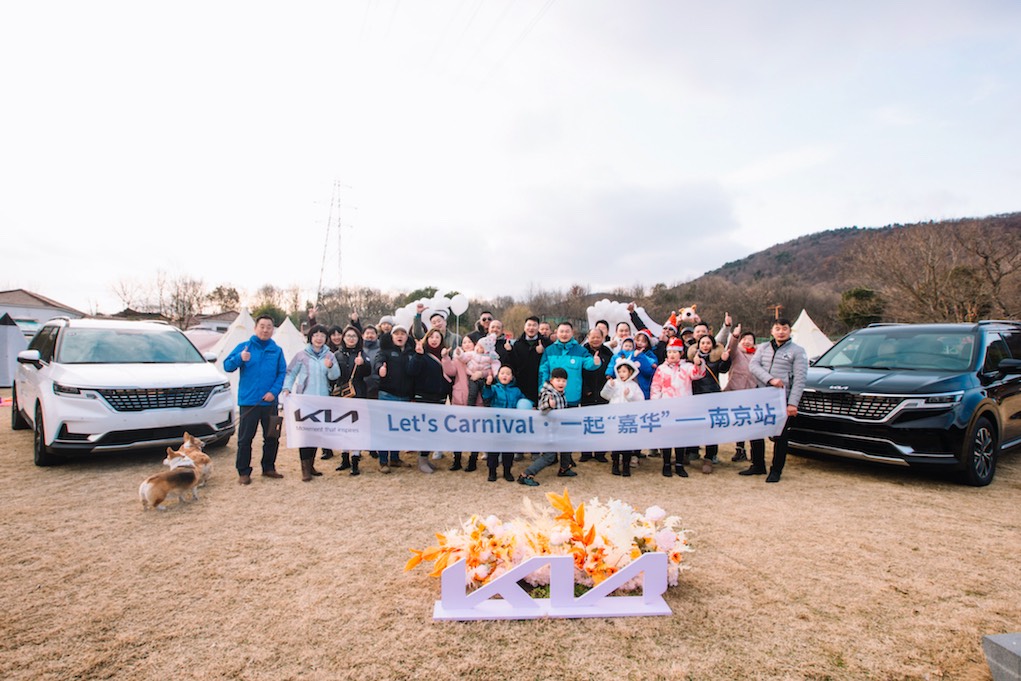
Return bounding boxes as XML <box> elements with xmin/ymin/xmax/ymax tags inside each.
<box><xmin>449</xmin><ymin>294</ymin><xmax>469</xmax><ymax>316</ymax></box>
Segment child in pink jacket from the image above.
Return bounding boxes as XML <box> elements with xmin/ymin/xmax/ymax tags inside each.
<box><xmin>650</xmin><ymin>338</ymin><xmax>705</xmax><ymax>478</ymax></box>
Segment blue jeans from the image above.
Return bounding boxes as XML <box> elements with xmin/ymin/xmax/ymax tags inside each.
<box><xmin>378</xmin><ymin>391</ymin><xmax>409</xmax><ymax>463</ymax></box>
<box><xmin>236</xmin><ymin>404</ymin><xmax>280</xmax><ymax>476</ymax></box>
<box><xmin>524</xmin><ymin>452</ymin><xmax>571</xmax><ymax>477</ymax></box>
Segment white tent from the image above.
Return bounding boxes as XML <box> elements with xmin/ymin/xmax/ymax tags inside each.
<box><xmin>274</xmin><ymin>317</ymin><xmax>308</xmax><ymax>364</ymax></box>
<box><xmin>1</xmin><ymin>313</ymin><xmax>29</xmax><ymax>387</ymax></box>
<box><xmin>792</xmin><ymin>309</ymin><xmax>833</xmax><ymax>360</ymax></box>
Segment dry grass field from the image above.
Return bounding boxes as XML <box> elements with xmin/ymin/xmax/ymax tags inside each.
<box><xmin>2</xmin><ymin>389</ymin><xmax>1019</xmax><ymax>680</ymax></box>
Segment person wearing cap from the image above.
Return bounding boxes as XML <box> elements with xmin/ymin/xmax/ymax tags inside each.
<box><xmin>631</xmin><ymin>329</ymin><xmax>659</xmax><ymax>399</ymax></box>
<box><xmin>371</xmin><ymin>322</ymin><xmax>416</xmax><ymax>472</ymax></box>
<box><xmin>600</xmin><ymin>355</ymin><xmax>645</xmax><ymax>476</ymax></box>
<box><xmin>377</xmin><ymin>316</ymin><xmax>395</xmax><ymax>335</ymax></box>
<box><xmin>411</xmin><ymin>303</ymin><xmax>461</xmax><ymax>350</ymax></box>
<box><xmin>650</xmin><ymin>337</ymin><xmax>706</xmax><ymax>478</ymax></box>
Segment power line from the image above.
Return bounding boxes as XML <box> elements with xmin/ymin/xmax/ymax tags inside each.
<box><xmin>480</xmin><ymin>0</ymin><xmax>557</xmax><ymax>87</ymax></box>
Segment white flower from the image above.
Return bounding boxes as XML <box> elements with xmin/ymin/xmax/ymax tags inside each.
<box><xmin>550</xmin><ymin>528</ymin><xmax>572</xmax><ymax>546</ymax></box>
<box><xmin>655</xmin><ymin>529</ymin><xmax>676</xmax><ymax>551</ymax></box>
<box><xmin>645</xmin><ymin>506</ymin><xmax>666</xmax><ymax>522</ymax></box>
<box><xmin>473</xmin><ymin>564</ymin><xmax>491</xmax><ymax>580</ymax></box>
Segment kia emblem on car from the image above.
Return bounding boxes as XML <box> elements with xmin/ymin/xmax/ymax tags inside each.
<box><xmin>828</xmin><ymin>385</ymin><xmax>849</xmax><ymax>390</ymax></box>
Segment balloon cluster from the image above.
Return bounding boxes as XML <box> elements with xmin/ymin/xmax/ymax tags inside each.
<box><xmin>392</xmin><ymin>293</ymin><xmax>470</xmax><ymax>331</ymax></box>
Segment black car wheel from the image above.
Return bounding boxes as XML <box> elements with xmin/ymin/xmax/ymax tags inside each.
<box><xmin>11</xmin><ymin>385</ymin><xmax>29</xmax><ymax>430</ymax></box>
<box><xmin>961</xmin><ymin>416</ymin><xmax>997</xmax><ymax>487</ymax></box>
<box><xmin>33</xmin><ymin>404</ymin><xmax>60</xmax><ymax>467</ymax></box>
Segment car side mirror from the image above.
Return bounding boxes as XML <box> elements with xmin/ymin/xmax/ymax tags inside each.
<box><xmin>17</xmin><ymin>349</ymin><xmax>42</xmax><ymax>367</ymax></box>
<box><xmin>203</xmin><ymin>352</ymin><xmax>218</xmax><ymax>363</ymax></box>
<box><xmin>997</xmin><ymin>358</ymin><xmax>1021</xmax><ymax>375</ymax></box>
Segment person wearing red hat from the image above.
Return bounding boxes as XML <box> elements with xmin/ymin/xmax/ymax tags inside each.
<box><xmin>650</xmin><ymin>338</ymin><xmax>706</xmax><ymax>478</ymax></box>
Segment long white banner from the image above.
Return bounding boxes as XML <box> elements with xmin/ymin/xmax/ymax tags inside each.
<box><xmin>282</xmin><ymin>387</ymin><xmax>787</xmax><ymax>452</ymax></box>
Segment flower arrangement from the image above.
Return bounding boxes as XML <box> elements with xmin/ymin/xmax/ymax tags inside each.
<box><xmin>405</xmin><ymin>489</ymin><xmax>692</xmax><ymax>590</ymax></box>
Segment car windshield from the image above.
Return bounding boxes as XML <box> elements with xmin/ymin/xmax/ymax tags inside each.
<box><xmin>55</xmin><ymin>327</ymin><xmax>205</xmax><ymax>364</ymax></box>
<box><xmin>813</xmin><ymin>329</ymin><xmax>977</xmax><ymax>371</ymax></box>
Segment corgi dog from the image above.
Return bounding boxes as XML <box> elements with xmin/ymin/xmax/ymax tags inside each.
<box><xmin>139</xmin><ymin>449</ymin><xmax>199</xmax><ymax>510</ymax></box>
<box><xmin>179</xmin><ymin>431</ymin><xmax>212</xmax><ymax>486</ymax></box>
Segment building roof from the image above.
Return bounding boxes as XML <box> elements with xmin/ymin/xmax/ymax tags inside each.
<box><xmin>0</xmin><ymin>289</ymin><xmax>87</xmax><ymax>316</ymax></box>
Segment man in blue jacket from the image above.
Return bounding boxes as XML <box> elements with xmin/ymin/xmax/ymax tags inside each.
<box><xmin>223</xmin><ymin>314</ymin><xmax>287</xmax><ymax>485</ymax></box>
<box><xmin>538</xmin><ymin>322</ymin><xmax>602</xmax><ymax>407</ymax></box>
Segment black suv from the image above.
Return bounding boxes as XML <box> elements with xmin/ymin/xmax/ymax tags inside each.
<box><xmin>788</xmin><ymin>321</ymin><xmax>1021</xmax><ymax>486</ymax></box>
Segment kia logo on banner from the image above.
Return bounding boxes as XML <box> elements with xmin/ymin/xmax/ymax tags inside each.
<box><xmin>293</xmin><ymin>409</ymin><xmax>360</xmax><ymax>424</ymax></box>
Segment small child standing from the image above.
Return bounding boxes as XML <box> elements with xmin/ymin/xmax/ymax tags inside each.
<box><xmin>600</xmin><ymin>357</ymin><xmax>645</xmax><ymax>476</ymax></box>
<box><xmin>518</xmin><ymin>367</ymin><xmax>572</xmax><ymax>486</ymax></box>
<box><xmin>482</xmin><ymin>365</ymin><xmax>527</xmax><ymax>482</ymax></box>
<box><xmin>650</xmin><ymin>338</ymin><xmax>705</xmax><ymax>478</ymax></box>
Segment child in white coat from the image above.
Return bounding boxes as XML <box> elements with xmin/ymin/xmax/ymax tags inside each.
<box><xmin>600</xmin><ymin>357</ymin><xmax>645</xmax><ymax>476</ymax></box>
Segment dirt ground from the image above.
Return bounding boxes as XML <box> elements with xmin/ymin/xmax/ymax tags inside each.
<box><xmin>1</xmin><ymin>389</ymin><xmax>1019</xmax><ymax>681</ymax></box>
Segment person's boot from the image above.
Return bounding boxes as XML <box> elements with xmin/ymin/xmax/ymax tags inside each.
<box><xmin>487</xmin><ymin>459</ymin><xmax>498</xmax><ymax>482</ymax></box>
<box><xmin>675</xmin><ymin>463</ymin><xmax>689</xmax><ymax>478</ymax></box>
<box><xmin>662</xmin><ymin>450</ymin><xmax>673</xmax><ymax>477</ymax></box>
<box><xmin>732</xmin><ymin>442</ymin><xmax>747</xmax><ymax>462</ymax></box>
<box><xmin>465</xmin><ymin>453</ymin><xmax>478</xmax><ymax>472</ymax></box>
<box><xmin>418</xmin><ymin>454</ymin><xmax>435</xmax><ymax>473</ymax></box>
<box><xmin>739</xmin><ymin>465</ymin><xmax>767</xmax><ymax>476</ymax></box>
<box><xmin>336</xmin><ymin>452</ymin><xmax>351</xmax><ymax>472</ymax></box>
<box><xmin>579</xmin><ymin>452</ymin><xmax>593</xmax><ymax>463</ymax></box>
<box><xmin>766</xmin><ymin>468</ymin><xmax>782</xmax><ymax>483</ymax></box>
<box><xmin>320</xmin><ymin>450</ymin><xmax>334</xmax><ymax>460</ymax></box>
<box><xmin>622</xmin><ymin>454</ymin><xmax>632</xmax><ymax>477</ymax></box>
<box><xmin>350</xmin><ymin>455</ymin><xmax>360</xmax><ymax>476</ymax></box>
<box><xmin>594</xmin><ymin>453</ymin><xmax>608</xmax><ymax>463</ymax></box>
<box><xmin>502</xmin><ymin>458</ymin><xmax>515</xmax><ymax>482</ymax></box>
<box><xmin>611</xmin><ymin>453</ymin><xmax>621</xmax><ymax>476</ymax></box>
<box><xmin>449</xmin><ymin>452</ymin><xmax>463</xmax><ymax>472</ymax></box>
<box><xmin>309</xmin><ymin>460</ymin><xmax>323</xmax><ymax>476</ymax></box>
<box><xmin>301</xmin><ymin>458</ymin><xmax>313</xmax><ymax>482</ymax></box>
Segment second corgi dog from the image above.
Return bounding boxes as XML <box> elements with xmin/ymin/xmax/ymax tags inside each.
<box><xmin>179</xmin><ymin>432</ymin><xmax>212</xmax><ymax>486</ymax></box>
<box><xmin>139</xmin><ymin>449</ymin><xmax>199</xmax><ymax>510</ymax></box>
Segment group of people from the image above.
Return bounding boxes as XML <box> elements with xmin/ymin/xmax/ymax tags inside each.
<box><xmin>222</xmin><ymin>304</ymin><xmax>808</xmax><ymax>487</ymax></box>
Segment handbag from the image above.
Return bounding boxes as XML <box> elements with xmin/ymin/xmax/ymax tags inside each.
<box><xmin>339</xmin><ymin>378</ymin><xmax>356</xmax><ymax>398</ymax></box>
<box><xmin>265</xmin><ymin>408</ymin><xmax>284</xmax><ymax>439</ymax></box>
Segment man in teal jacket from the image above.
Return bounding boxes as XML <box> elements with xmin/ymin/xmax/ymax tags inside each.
<box><xmin>538</xmin><ymin>322</ymin><xmax>602</xmax><ymax>407</ymax></box>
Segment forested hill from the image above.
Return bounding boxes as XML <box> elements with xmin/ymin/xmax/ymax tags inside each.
<box><xmin>638</xmin><ymin>212</ymin><xmax>1021</xmax><ymax>336</ymax></box>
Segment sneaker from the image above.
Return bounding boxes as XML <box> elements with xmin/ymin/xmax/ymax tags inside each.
<box><xmin>739</xmin><ymin>466</ymin><xmax>767</xmax><ymax>476</ymax></box>
<box><xmin>708</xmin><ymin>454</ymin><xmax>720</xmax><ymax>464</ymax></box>
<box><xmin>518</xmin><ymin>475</ymin><xmax>539</xmax><ymax>487</ymax></box>
<box><xmin>514</xmin><ymin>453</ymin><xmax>524</xmax><ymax>461</ymax></box>
<box><xmin>731</xmin><ymin>451</ymin><xmax>748</xmax><ymax>462</ymax></box>
<box><xmin>430</xmin><ymin>451</ymin><xmax>444</xmax><ymax>460</ymax></box>
<box><xmin>557</xmin><ymin>468</ymin><xmax>578</xmax><ymax>477</ymax></box>
<box><xmin>417</xmin><ymin>458</ymin><xmax>435</xmax><ymax>474</ymax></box>
<box><xmin>766</xmin><ymin>470</ymin><xmax>782</xmax><ymax>483</ymax></box>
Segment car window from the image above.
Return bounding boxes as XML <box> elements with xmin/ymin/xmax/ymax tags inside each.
<box><xmin>814</xmin><ymin>330</ymin><xmax>975</xmax><ymax>371</ymax></box>
<box><xmin>55</xmin><ymin>328</ymin><xmax>205</xmax><ymax>364</ymax></box>
<box><xmin>1001</xmin><ymin>330</ymin><xmax>1021</xmax><ymax>360</ymax></box>
<box><xmin>983</xmin><ymin>334</ymin><xmax>1010</xmax><ymax>373</ymax></box>
<box><xmin>29</xmin><ymin>326</ymin><xmax>59</xmax><ymax>362</ymax></box>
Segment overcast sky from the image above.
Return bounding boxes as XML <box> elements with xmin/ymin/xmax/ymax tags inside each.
<box><xmin>2</xmin><ymin>1</ymin><xmax>1019</xmax><ymax>314</ymax></box>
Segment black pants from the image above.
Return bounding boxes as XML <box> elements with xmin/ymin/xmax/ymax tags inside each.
<box><xmin>236</xmin><ymin>404</ymin><xmax>280</xmax><ymax>476</ymax></box>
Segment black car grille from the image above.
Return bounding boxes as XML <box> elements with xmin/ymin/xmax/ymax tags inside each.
<box><xmin>799</xmin><ymin>392</ymin><xmax>905</xmax><ymax>421</ymax></box>
<box><xmin>97</xmin><ymin>386</ymin><xmax>215</xmax><ymax>412</ymax></box>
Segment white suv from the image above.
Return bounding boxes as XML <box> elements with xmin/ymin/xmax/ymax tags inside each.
<box><xmin>11</xmin><ymin>318</ymin><xmax>235</xmax><ymax>465</ymax></box>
